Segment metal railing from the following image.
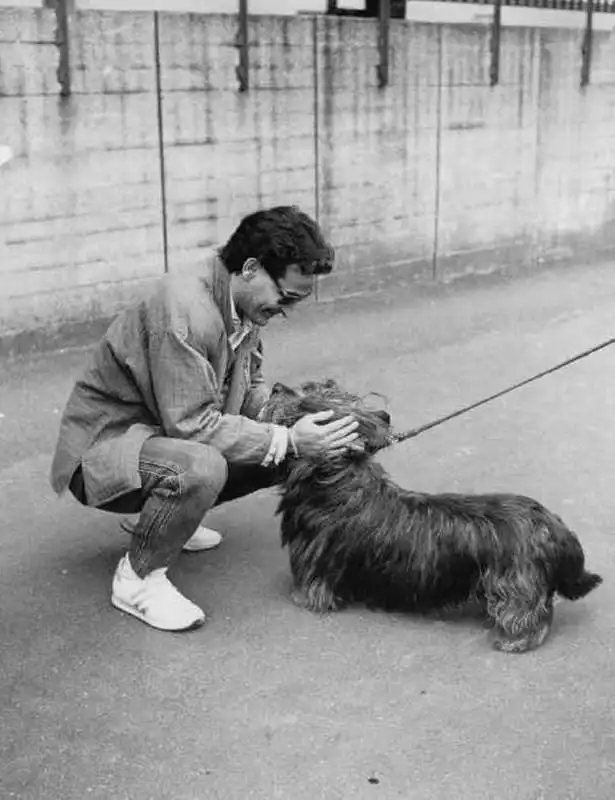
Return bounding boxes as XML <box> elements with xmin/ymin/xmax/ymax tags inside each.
<box><xmin>432</xmin><ymin>0</ymin><xmax>614</xmax><ymax>11</ymax></box>
<box><xmin>329</xmin><ymin>0</ymin><xmax>602</xmax><ymax>87</ymax></box>
<box><xmin>328</xmin><ymin>0</ymin><xmax>615</xmax><ymax>11</ymax></box>
<box><xmin>41</xmin><ymin>0</ymin><xmax>603</xmax><ymax>96</ymax></box>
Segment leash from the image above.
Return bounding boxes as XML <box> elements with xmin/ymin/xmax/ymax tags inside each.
<box><xmin>388</xmin><ymin>335</ymin><xmax>615</xmax><ymax>446</ymax></box>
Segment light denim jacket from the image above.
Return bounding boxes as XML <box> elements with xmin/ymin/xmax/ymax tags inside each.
<box><xmin>50</xmin><ymin>251</ymin><xmax>275</xmax><ymax>507</ymax></box>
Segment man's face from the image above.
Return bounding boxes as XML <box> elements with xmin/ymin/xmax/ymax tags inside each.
<box><xmin>233</xmin><ymin>261</ymin><xmax>314</xmax><ymax>327</ymax></box>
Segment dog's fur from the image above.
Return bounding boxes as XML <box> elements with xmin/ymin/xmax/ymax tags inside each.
<box><xmin>260</xmin><ymin>379</ymin><xmax>602</xmax><ymax>653</ymax></box>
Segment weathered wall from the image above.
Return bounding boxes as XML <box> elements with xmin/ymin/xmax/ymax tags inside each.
<box><xmin>159</xmin><ymin>13</ymin><xmax>318</xmax><ymax>274</ymax></box>
<box><xmin>535</xmin><ymin>28</ymin><xmax>615</xmax><ymax>259</ymax></box>
<box><xmin>435</xmin><ymin>24</ymin><xmax>541</xmax><ymax>278</ymax></box>
<box><xmin>436</xmin><ymin>24</ymin><xmax>615</xmax><ymax>278</ymax></box>
<box><xmin>314</xmin><ymin>18</ymin><xmax>440</xmax><ymax>299</ymax></box>
<box><xmin>2</xmin><ymin>8</ymin><xmax>615</xmax><ymax>351</ymax></box>
<box><xmin>0</xmin><ymin>9</ymin><xmax>164</xmax><ymax>344</ymax></box>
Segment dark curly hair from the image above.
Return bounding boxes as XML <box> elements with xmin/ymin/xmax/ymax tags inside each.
<box><xmin>219</xmin><ymin>206</ymin><xmax>334</xmax><ymax>281</ymax></box>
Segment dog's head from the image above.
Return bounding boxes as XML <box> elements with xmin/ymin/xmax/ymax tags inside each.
<box><xmin>260</xmin><ymin>378</ymin><xmax>393</xmax><ymax>456</ymax></box>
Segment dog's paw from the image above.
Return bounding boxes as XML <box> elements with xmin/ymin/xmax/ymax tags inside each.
<box><xmin>490</xmin><ymin>623</ymin><xmax>551</xmax><ymax>653</ymax></box>
<box><xmin>491</xmin><ymin>632</ymin><xmax>533</xmax><ymax>654</ymax></box>
<box><xmin>290</xmin><ymin>586</ymin><xmax>311</xmax><ymax>609</ymax></box>
<box><xmin>290</xmin><ymin>583</ymin><xmax>342</xmax><ymax>613</ymax></box>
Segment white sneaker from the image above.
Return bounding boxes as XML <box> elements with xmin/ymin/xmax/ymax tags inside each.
<box><xmin>182</xmin><ymin>525</ymin><xmax>223</xmax><ymax>552</ymax></box>
<box><xmin>111</xmin><ymin>554</ymin><xmax>206</xmax><ymax>632</ymax></box>
<box><xmin>120</xmin><ymin>520</ymin><xmax>222</xmax><ymax>553</ymax></box>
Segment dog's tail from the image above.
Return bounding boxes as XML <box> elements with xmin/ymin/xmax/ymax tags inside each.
<box><xmin>556</xmin><ymin>569</ymin><xmax>603</xmax><ymax>600</ymax></box>
<box><xmin>549</xmin><ymin>522</ymin><xmax>603</xmax><ymax>601</ymax></box>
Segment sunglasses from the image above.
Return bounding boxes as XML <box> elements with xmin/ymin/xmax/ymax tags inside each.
<box><xmin>275</xmin><ymin>281</ymin><xmax>312</xmax><ymax>306</ymax></box>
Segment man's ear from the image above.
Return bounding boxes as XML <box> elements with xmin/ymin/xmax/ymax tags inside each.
<box><xmin>241</xmin><ymin>258</ymin><xmax>260</xmax><ymax>281</ymax></box>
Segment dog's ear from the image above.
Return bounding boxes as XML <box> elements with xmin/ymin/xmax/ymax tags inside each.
<box><xmin>271</xmin><ymin>382</ymin><xmax>298</xmax><ymax>398</ymax></box>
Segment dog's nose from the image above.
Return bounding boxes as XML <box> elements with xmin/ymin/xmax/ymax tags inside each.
<box><xmin>376</xmin><ymin>410</ymin><xmax>391</xmax><ymax>425</ymax></box>
<box><xmin>271</xmin><ymin>382</ymin><xmax>284</xmax><ymax>396</ymax></box>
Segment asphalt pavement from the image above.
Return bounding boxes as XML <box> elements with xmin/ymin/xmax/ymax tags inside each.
<box><xmin>1</xmin><ymin>260</ymin><xmax>614</xmax><ymax>800</ymax></box>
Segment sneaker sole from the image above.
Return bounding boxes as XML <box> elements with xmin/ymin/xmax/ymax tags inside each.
<box><xmin>121</xmin><ymin>520</ymin><xmax>221</xmax><ymax>554</ymax></box>
<box><xmin>182</xmin><ymin>540</ymin><xmax>222</xmax><ymax>553</ymax></box>
<box><xmin>111</xmin><ymin>595</ymin><xmax>206</xmax><ymax>632</ymax></box>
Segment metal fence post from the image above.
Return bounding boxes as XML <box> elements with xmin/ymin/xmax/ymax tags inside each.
<box><xmin>490</xmin><ymin>0</ymin><xmax>502</xmax><ymax>87</ymax></box>
<box><xmin>45</xmin><ymin>0</ymin><xmax>73</xmax><ymax>96</ymax></box>
<box><xmin>378</xmin><ymin>0</ymin><xmax>391</xmax><ymax>88</ymax></box>
<box><xmin>581</xmin><ymin>0</ymin><xmax>594</xmax><ymax>87</ymax></box>
<box><xmin>312</xmin><ymin>15</ymin><xmax>321</xmax><ymax>302</ymax></box>
<box><xmin>237</xmin><ymin>0</ymin><xmax>250</xmax><ymax>92</ymax></box>
<box><xmin>153</xmin><ymin>12</ymin><xmax>169</xmax><ymax>274</ymax></box>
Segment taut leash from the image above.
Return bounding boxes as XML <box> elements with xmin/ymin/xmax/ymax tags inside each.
<box><xmin>389</xmin><ymin>335</ymin><xmax>615</xmax><ymax>446</ymax></box>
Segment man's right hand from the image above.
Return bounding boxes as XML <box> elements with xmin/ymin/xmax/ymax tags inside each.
<box><xmin>290</xmin><ymin>410</ymin><xmax>360</xmax><ymax>458</ymax></box>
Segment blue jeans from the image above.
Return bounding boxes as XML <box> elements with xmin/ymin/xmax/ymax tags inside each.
<box><xmin>69</xmin><ymin>437</ymin><xmax>281</xmax><ymax>578</ymax></box>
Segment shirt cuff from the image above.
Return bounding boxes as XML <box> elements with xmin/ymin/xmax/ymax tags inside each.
<box><xmin>261</xmin><ymin>425</ymin><xmax>290</xmax><ymax>467</ymax></box>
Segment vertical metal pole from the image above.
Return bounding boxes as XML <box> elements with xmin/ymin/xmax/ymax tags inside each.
<box><xmin>378</xmin><ymin>0</ymin><xmax>390</xmax><ymax>88</ymax></box>
<box><xmin>237</xmin><ymin>0</ymin><xmax>250</xmax><ymax>93</ymax></box>
<box><xmin>432</xmin><ymin>24</ymin><xmax>443</xmax><ymax>281</ymax></box>
<box><xmin>53</xmin><ymin>0</ymin><xmax>73</xmax><ymax>97</ymax></box>
<box><xmin>312</xmin><ymin>15</ymin><xmax>321</xmax><ymax>302</ymax></box>
<box><xmin>490</xmin><ymin>0</ymin><xmax>502</xmax><ymax>87</ymax></box>
<box><xmin>154</xmin><ymin>12</ymin><xmax>169</xmax><ymax>274</ymax></box>
<box><xmin>581</xmin><ymin>0</ymin><xmax>594</xmax><ymax>87</ymax></box>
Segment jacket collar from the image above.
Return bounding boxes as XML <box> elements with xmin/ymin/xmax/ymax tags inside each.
<box><xmin>199</xmin><ymin>249</ymin><xmax>235</xmax><ymax>337</ymax></box>
<box><xmin>200</xmin><ymin>249</ymin><xmax>255</xmax><ymax>350</ymax></box>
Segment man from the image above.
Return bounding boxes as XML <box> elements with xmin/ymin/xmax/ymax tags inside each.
<box><xmin>50</xmin><ymin>206</ymin><xmax>359</xmax><ymax>632</ymax></box>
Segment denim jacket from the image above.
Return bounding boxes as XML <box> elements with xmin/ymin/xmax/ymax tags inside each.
<box><xmin>49</xmin><ymin>251</ymin><xmax>275</xmax><ymax>507</ymax></box>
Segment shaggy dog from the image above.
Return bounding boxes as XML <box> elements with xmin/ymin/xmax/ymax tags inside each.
<box><xmin>260</xmin><ymin>379</ymin><xmax>602</xmax><ymax>653</ymax></box>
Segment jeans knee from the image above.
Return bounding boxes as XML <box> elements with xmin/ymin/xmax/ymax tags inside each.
<box><xmin>182</xmin><ymin>445</ymin><xmax>228</xmax><ymax>500</ymax></box>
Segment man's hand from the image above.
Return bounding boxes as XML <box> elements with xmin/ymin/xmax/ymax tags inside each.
<box><xmin>290</xmin><ymin>410</ymin><xmax>359</xmax><ymax>458</ymax></box>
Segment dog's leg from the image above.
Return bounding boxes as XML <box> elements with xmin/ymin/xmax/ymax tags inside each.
<box><xmin>290</xmin><ymin>580</ymin><xmax>344</xmax><ymax>613</ymax></box>
<box><xmin>483</xmin><ymin>569</ymin><xmax>554</xmax><ymax>653</ymax></box>
<box><xmin>490</xmin><ymin>600</ymin><xmax>554</xmax><ymax>653</ymax></box>
<box><xmin>286</xmin><ymin>540</ymin><xmax>345</xmax><ymax>613</ymax></box>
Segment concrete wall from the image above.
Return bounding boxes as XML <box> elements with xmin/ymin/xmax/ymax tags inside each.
<box><xmin>158</xmin><ymin>13</ymin><xmax>319</xmax><ymax>274</ymax></box>
<box><xmin>2</xmin><ymin>8</ymin><xmax>615</xmax><ymax>351</ymax></box>
<box><xmin>0</xmin><ymin>8</ymin><xmax>165</xmax><ymax>344</ymax></box>
<box><xmin>314</xmin><ymin>18</ymin><xmax>440</xmax><ymax>298</ymax></box>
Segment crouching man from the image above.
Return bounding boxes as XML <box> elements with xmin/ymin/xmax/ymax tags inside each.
<box><xmin>50</xmin><ymin>206</ymin><xmax>359</xmax><ymax>632</ymax></box>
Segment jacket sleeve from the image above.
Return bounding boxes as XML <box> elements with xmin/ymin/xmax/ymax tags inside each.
<box><xmin>241</xmin><ymin>338</ymin><xmax>271</xmax><ymax>420</ymax></box>
<box><xmin>150</xmin><ymin>328</ymin><xmax>277</xmax><ymax>465</ymax></box>
<box><xmin>147</xmin><ymin>283</ymin><xmax>277</xmax><ymax>465</ymax></box>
